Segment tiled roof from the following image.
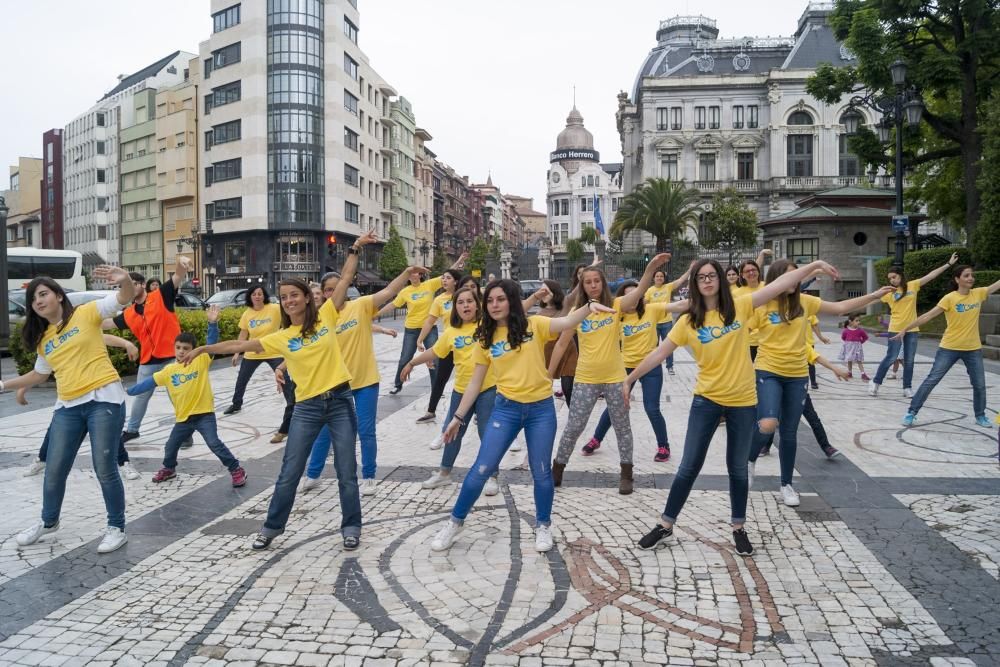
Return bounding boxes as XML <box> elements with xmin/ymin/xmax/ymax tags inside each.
<box><xmin>101</xmin><ymin>51</ymin><xmax>181</xmax><ymax>100</ymax></box>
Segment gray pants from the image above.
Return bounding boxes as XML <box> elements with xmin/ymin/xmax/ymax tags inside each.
<box><xmin>555</xmin><ymin>382</ymin><xmax>633</xmax><ymax>465</ymax></box>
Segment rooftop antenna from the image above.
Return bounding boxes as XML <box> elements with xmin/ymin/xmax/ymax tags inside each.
<box><xmin>573</xmin><ymin>85</ymin><xmax>576</xmax><ymax>108</ymax></box>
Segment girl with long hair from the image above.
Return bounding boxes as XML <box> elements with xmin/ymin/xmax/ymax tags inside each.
<box><xmin>403</xmin><ymin>287</ymin><xmax>503</xmax><ymax>494</ymax></box>
<box><xmin>186</xmin><ymin>234</ymin><xmax>375</xmax><ymax>550</ymax></box>
<box><xmin>551</xmin><ymin>254</ymin><xmax>671</xmax><ymax>495</ymax></box>
<box><xmin>429</xmin><ymin>279</ymin><xmax>613</xmax><ymax>553</ymax></box>
<box><xmin>868</xmin><ymin>252</ymin><xmax>958</xmax><ymax>398</ymax></box>
<box><xmin>627</xmin><ymin>258</ymin><xmax>841</xmax><ymax>555</ymax></box>
<box><xmin>540</xmin><ymin>279</ymin><xmax>578</xmax><ymax>404</ymax></box>
<box><xmin>896</xmin><ymin>265</ymin><xmax>1000</xmax><ymax>427</ymax></box>
<box><xmin>224</xmin><ymin>284</ymin><xmax>296</xmax><ymax>444</ymax></box>
<box><xmin>746</xmin><ymin>259</ymin><xmax>891</xmax><ymax>507</ymax></box>
<box><xmin>732</xmin><ymin>252</ymin><xmax>770</xmax><ymax>361</ymax></box>
<box><xmin>645</xmin><ymin>263</ymin><xmax>692</xmax><ymax>375</ymax></box>
<box><xmin>4</xmin><ymin>267</ymin><xmax>135</xmax><ymax>554</ymax></box>
<box><xmin>414</xmin><ymin>268</ymin><xmax>465</xmax><ymax>424</ymax></box>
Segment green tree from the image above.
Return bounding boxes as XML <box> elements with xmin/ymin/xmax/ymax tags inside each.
<box><xmin>806</xmin><ymin>0</ymin><xmax>1000</xmax><ymax>241</ymax></box>
<box><xmin>466</xmin><ymin>238</ymin><xmax>489</xmax><ymax>274</ymax></box>
<box><xmin>578</xmin><ymin>226</ymin><xmax>600</xmax><ymax>245</ymax></box>
<box><xmin>488</xmin><ymin>236</ymin><xmax>502</xmax><ymax>261</ymax></box>
<box><xmin>973</xmin><ymin>96</ymin><xmax>1000</xmax><ymax>268</ymax></box>
<box><xmin>378</xmin><ymin>225</ymin><xmax>407</xmax><ymax>281</ymax></box>
<box><xmin>699</xmin><ymin>188</ymin><xmax>759</xmax><ymax>265</ymax></box>
<box><xmin>431</xmin><ymin>250</ymin><xmax>450</xmax><ymax>275</ymax></box>
<box><xmin>611</xmin><ymin>178</ymin><xmax>701</xmax><ymax>252</ymax></box>
<box><xmin>565</xmin><ymin>239</ymin><xmax>585</xmax><ymax>264</ymax></box>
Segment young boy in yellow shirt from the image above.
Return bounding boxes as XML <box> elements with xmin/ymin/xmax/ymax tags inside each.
<box><xmin>126</xmin><ymin>305</ymin><xmax>246</xmax><ymax>486</ymax></box>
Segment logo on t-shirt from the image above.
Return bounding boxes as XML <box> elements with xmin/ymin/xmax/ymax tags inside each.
<box><xmin>955</xmin><ymin>302</ymin><xmax>980</xmax><ymax>313</ymax></box>
<box><xmin>442</xmin><ymin>301</ymin><xmax>453</xmax><ymax>311</ymax></box>
<box><xmin>410</xmin><ymin>291</ymin><xmax>429</xmax><ymax>301</ymax></box>
<box><xmin>287</xmin><ymin>326</ymin><xmax>331</xmax><ymax>352</ymax></box>
<box><xmin>580</xmin><ymin>316</ymin><xmax>615</xmax><ymax>333</ymax></box>
<box><xmin>622</xmin><ymin>322</ymin><xmax>652</xmax><ymax>337</ymax></box>
<box><xmin>43</xmin><ymin>327</ymin><xmax>81</xmax><ymax>356</ymax></box>
<box><xmin>489</xmin><ymin>333</ymin><xmax>533</xmax><ymax>358</ymax></box>
<box><xmin>696</xmin><ymin>320</ymin><xmax>742</xmax><ymax>344</ymax></box>
<box><xmin>892</xmin><ymin>290</ymin><xmax>914</xmax><ymax>302</ymax></box>
<box><xmin>170</xmin><ymin>370</ymin><xmax>199</xmax><ymax>387</ymax></box>
<box><xmin>454</xmin><ymin>335</ymin><xmax>474</xmax><ymax>349</ymax></box>
<box><xmin>335</xmin><ymin>319</ymin><xmax>358</xmax><ymax>335</ymax></box>
<box><xmin>766</xmin><ymin>311</ymin><xmax>782</xmax><ymax>325</ymax></box>
<box><xmin>249</xmin><ymin>317</ymin><xmax>272</xmax><ymax>329</ymax></box>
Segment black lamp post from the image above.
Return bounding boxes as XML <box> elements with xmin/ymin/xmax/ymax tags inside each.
<box><xmin>0</xmin><ymin>196</ymin><xmax>9</xmax><ymax>348</ymax></box>
<box><xmin>845</xmin><ymin>60</ymin><xmax>923</xmax><ymax>269</ymax></box>
<box><xmin>419</xmin><ymin>238</ymin><xmax>430</xmax><ymax>267</ymax></box>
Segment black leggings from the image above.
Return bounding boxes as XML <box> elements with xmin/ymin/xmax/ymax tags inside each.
<box><xmin>809</xmin><ymin>363</ymin><xmax>817</xmax><ymax>386</ymax></box>
<box><xmin>426</xmin><ymin>353</ymin><xmax>455</xmax><ymax>414</ymax></box>
<box><xmin>561</xmin><ymin>376</ymin><xmax>574</xmax><ymax>406</ymax></box>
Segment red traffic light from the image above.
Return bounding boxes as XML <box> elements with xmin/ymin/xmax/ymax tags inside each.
<box><xmin>328</xmin><ymin>234</ymin><xmax>337</xmax><ymax>244</ymax></box>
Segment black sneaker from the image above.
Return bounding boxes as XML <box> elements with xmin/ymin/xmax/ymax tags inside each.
<box><xmin>343</xmin><ymin>535</ymin><xmax>360</xmax><ymax>551</ymax></box>
<box><xmin>822</xmin><ymin>445</ymin><xmax>841</xmax><ymax>459</ymax></box>
<box><xmin>637</xmin><ymin>524</ymin><xmax>673</xmax><ymax>550</ymax></box>
<box><xmin>388</xmin><ymin>385</ymin><xmax>403</xmax><ymax>395</ymax></box>
<box><xmin>120</xmin><ymin>431</ymin><xmax>140</xmax><ymax>443</ymax></box>
<box><xmin>733</xmin><ymin>528</ymin><xmax>754</xmax><ymax>556</ymax></box>
<box><xmin>251</xmin><ymin>533</ymin><xmax>274</xmax><ymax>550</ymax></box>
<box><xmin>223</xmin><ymin>404</ymin><xmax>241</xmax><ymax>415</ymax></box>
<box><xmin>810</xmin><ymin>383</ymin><xmax>819</xmax><ymax>390</ymax></box>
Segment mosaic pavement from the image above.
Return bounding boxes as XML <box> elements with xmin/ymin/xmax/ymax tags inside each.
<box><xmin>0</xmin><ymin>331</ymin><xmax>997</xmax><ymax>666</ymax></box>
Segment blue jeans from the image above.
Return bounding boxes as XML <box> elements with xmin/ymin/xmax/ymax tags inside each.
<box><xmin>594</xmin><ymin>365</ymin><xmax>668</xmax><ymax>445</ymax></box>
<box><xmin>749</xmin><ymin>370</ymin><xmax>809</xmax><ymax>486</ymax></box>
<box><xmin>393</xmin><ymin>326</ymin><xmax>438</xmax><ymax>389</ymax></box>
<box><xmin>43</xmin><ymin>401</ymin><xmax>126</xmax><ymax>529</ymax></box>
<box><xmin>262</xmin><ymin>385</ymin><xmax>361</xmax><ymax>538</ymax></box>
<box><xmin>306</xmin><ymin>383</ymin><xmax>379</xmax><ymax>480</ymax></box>
<box><xmin>126</xmin><ymin>360</ymin><xmax>169</xmax><ymax>433</ymax></box>
<box><xmin>662</xmin><ymin>396</ymin><xmax>755</xmax><ymax>524</ymax></box>
<box><xmin>163</xmin><ymin>413</ymin><xmax>239</xmax><ymax>471</ymax></box>
<box><xmin>451</xmin><ymin>395</ymin><xmax>556</xmax><ymax>526</ymax></box>
<box><xmin>874</xmin><ymin>332</ymin><xmax>918</xmax><ymax>388</ymax></box>
<box><xmin>908</xmin><ymin>348</ymin><xmax>986</xmax><ymax>418</ymax></box>
<box><xmin>441</xmin><ymin>386</ymin><xmax>497</xmax><ymax>470</ymax></box>
<box><xmin>656</xmin><ymin>322</ymin><xmax>674</xmax><ymax>370</ymax></box>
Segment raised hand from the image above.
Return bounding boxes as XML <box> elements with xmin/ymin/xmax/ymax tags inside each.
<box><xmin>650</xmin><ymin>252</ymin><xmax>671</xmax><ymax>268</ymax></box>
<box><xmin>948</xmin><ymin>251</ymin><xmax>959</xmax><ymax>266</ymax></box>
<box><xmin>534</xmin><ymin>284</ymin><xmax>552</xmax><ymax>302</ymax></box>
<box><xmin>406</xmin><ymin>265</ymin><xmax>429</xmax><ymax>280</ymax></box>
<box><xmin>92</xmin><ymin>265</ymin><xmax>129</xmax><ymax>285</ymax></box>
<box><xmin>177</xmin><ymin>256</ymin><xmax>193</xmax><ymax>272</ymax></box>
<box><xmin>357</xmin><ymin>230</ymin><xmax>378</xmax><ymax>246</ymax></box>
<box><xmin>206</xmin><ymin>304</ymin><xmax>221</xmax><ymax>323</ymax></box>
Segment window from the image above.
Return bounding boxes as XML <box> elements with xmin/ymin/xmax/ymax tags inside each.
<box><xmin>698</xmin><ymin>154</ymin><xmax>716</xmax><ymax>181</ymax></box>
<box><xmin>694</xmin><ymin>106</ymin><xmax>706</xmax><ymax>130</ymax></box>
<box><xmin>345</xmin><ymin>201</ymin><xmax>359</xmax><ymax>224</ymax></box>
<box><xmin>709</xmin><ymin>106</ymin><xmax>720</xmax><ymax>129</ymax></box>
<box><xmin>344</xmin><ymin>17</ymin><xmax>358</xmax><ymax>43</ymax></box>
<box><xmin>787</xmin><ymin>238</ymin><xmax>819</xmax><ymax>263</ymax></box>
<box><xmin>97</xmin><ymin>196</ymin><xmax>107</xmax><ymax>212</ymax></box>
<box><xmin>560</xmin><ymin>199</ymin><xmax>569</xmax><ymax>216</ymax></box>
<box><xmin>733</xmin><ymin>105</ymin><xmax>744</xmax><ymax>129</ymax></box>
<box><xmin>344</xmin><ymin>90</ymin><xmax>359</xmax><ymax>115</ymax></box>
<box><xmin>344</xmin><ymin>53</ymin><xmax>359</xmax><ymax>80</ymax></box>
<box><xmin>96</xmin><ymin>169</ymin><xmax>106</xmax><ymax>183</ymax></box>
<box><xmin>612</xmin><ymin>197</ymin><xmax>619</xmax><ymax>212</ymax></box>
<box><xmin>587</xmin><ymin>175</ymin><xmax>594</xmax><ymax>187</ymax></box>
<box><xmin>345</xmin><ymin>127</ymin><xmax>359</xmax><ymax>151</ymax></box>
<box><xmin>205</xmin><ymin>81</ymin><xmax>241</xmax><ymax>114</ymax></box>
<box><xmin>206</xmin><ymin>158</ymin><xmax>241</xmax><ymax>186</ymax></box>
<box><xmin>670</xmin><ymin>107</ymin><xmax>682</xmax><ymax>130</ymax></box>
<box><xmin>656</xmin><ymin>107</ymin><xmax>668</xmax><ymax>130</ymax></box>
<box><xmin>737</xmin><ymin>152</ymin><xmax>754</xmax><ymax>180</ymax></box>
<box><xmin>660</xmin><ymin>154</ymin><xmax>678</xmax><ymax>180</ymax></box>
<box><xmin>95</xmin><ymin>140</ymin><xmax>105</xmax><ymax>155</ymax></box>
<box><xmin>839</xmin><ymin>134</ymin><xmax>860</xmax><ymax>176</ymax></box>
<box><xmin>345</xmin><ymin>163</ymin><xmax>359</xmax><ymax>187</ymax></box>
<box><xmin>579</xmin><ymin>197</ymin><xmax>594</xmax><ymax>212</ymax></box>
<box><xmin>96</xmin><ymin>112</ymin><xmax>106</xmax><ymax>127</ymax></box>
<box><xmin>787</xmin><ymin>135</ymin><xmax>814</xmax><ymax>177</ymax></box>
<box><xmin>748</xmin><ymin>105</ymin><xmax>759</xmax><ymax>128</ymax></box>
<box><xmin>211</xmin><ymin>42</ymin><xmax>241</xmax><ymax>70</ymax></box>
<box><xmin>206</xmin><ymin>119</ymin><xmax>241</xmax><ymax>151</ymax></box>
<box><xmin>788</xmin><ymin>111</ymin><xmax>814</xmax><ymax>125</ymax></box>
<box><xmin>206</xmin><ymin>197</ymin><xmax>242</xmax><ymax>221</ymax></box>
<box><xmin>213</xmin><ymin>4</ymin><xmax>240</xmax><ymax>32</ymax></box>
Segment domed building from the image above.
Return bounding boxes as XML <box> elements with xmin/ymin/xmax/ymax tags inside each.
<box><xmin>546</xmin><ymin>105</ymin><xmax>622</xmax><ymax>260</ymax></box>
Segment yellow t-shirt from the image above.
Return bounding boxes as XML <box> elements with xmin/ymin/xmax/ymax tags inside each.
<box><xmin>335</xmin><ymin>296</ymin><xmax>379</xmax><ymax>390</ymax></box>
<box><xmin>394</xmin><ymin>276</ymin><xmax>443</xmax><ymax>328</ymax></box>
<box><xmin>575</xmin><ymin>301</ymin><xmax>627</xmax><ymax>384</ymax></box>
<box><xmin>937</xmin><ymin>287</ymin><xmax>987</xmax><ymax>351</ymax></box>
<box><xmin>238</xmin><ymin>303</ymin><xmax>282</xmax><ymax>360</ymax></box>
<box><xmin>668</xmin><ymin>294</ymin><xmax>756</xmax><ymax>406</ymax></box>
<box><xmin>428</xmin><ymin>292</ymin><xmax>454</xmax><ymax>321</ymax></box>
<box><xmin>259</xmin><ymin>299</ymin><xmax>352</xmax><ymax>401</ymax></box>
<box><xmin>621</xmin><ymin>302</ymin><xmax>667</xmax><ymax>368</ymax></box>
<box><xmin>433</xmin><ymin>322</ymin><xmax>496</xmax><ymax>394</ymax></box>
<box><xmin>471</xmin><ymin>315</ymin><xmax>557</xmax><ymax>403</ymax></box>
<box><xmin>153</xmin><ymin>354</ymin><xmax>214</xmax><ymax>422</ymax></box>
<box><xmin>36</xmin><ymin>301</ymin><xmax>121</xmax><ymax>402</ymax></box>
<box><xmin>881</xmin><ymin>279</ymin><xmax>921</xmax><ymax>333</ymax></box>
<box><xmin>732</xmin><ymin>282</ymin><xmax>766</xmax><ymax>346</ymax></box>
<box><xmin>644</xmin><ymin>284</ymin><xmax>675</xmax><ymax>324</ymax></box>
<box><xmin>806</xmin><ymin>314</ymin><xmax>818</xmax><ymax>346</ymax></box>
<box><xmin>753</xmin><ymin>294</ymin><xmax>823</xmax><ymax>377</ymax></box>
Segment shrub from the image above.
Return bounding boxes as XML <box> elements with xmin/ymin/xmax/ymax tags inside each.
<box><xmin>873</xmin><ymin>246</ymin><xmax>974</xmax><ymax>311</ymax></box>
<box><xmin>10</xmin><ymin>307</ymin><xmax>247</xmax><ymax>379</ymax></box>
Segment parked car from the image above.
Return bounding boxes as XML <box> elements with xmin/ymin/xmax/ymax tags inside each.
<box><xmin>8</xmin><ymin>290</ymin><xmax>28</xmax><ymax>330</ymax></box>
<box><xmin>206</xmin><ymin>289</ymin><xmax>252</xmax><ymax>309</ymax></box>
<box><xmin>174</xmin><ymin>292</ymin><xmax>207</xmax><ymax>310</ymax></box>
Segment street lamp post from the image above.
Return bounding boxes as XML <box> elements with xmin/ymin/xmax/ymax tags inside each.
<box><xmin>0</xmin><ymin>196</ymin><xmax>9</xmax><ymax>349</ymax></box>
<box><xmin>846</xmin><ymin>60</ymin><xmax>923</xmax><ymax>270</ymax></box>
<box><xmin>419</xmin><ymin>238</ymin><xmax>430</xmax><ymax>267</ymax></box>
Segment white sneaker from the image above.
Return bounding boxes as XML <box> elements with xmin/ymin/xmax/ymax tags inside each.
<box><xmin>780</xmin><ymin>484</ymin><xmax>800</xmax><ymax>507</ymax></box>
<box><xmin>122</xmin><ymin>462</ymin><xmax>141</xmax><ymax>481</ymax></box>
<box><xmin>431</xmin><ymin>520</ymin><xmax>463</xmax><ymax>551</ymax></box>
<box><xmin>16</xmin><ymin>521</ymin><xmax>59</xmax><ymax>546</ymax></box>
<box><xmin>509</xmin><ymin>439</ymin><xmax>523</xmax><ymax>452</ymax></box>
<box><xmin>97</xmin><ymin>526</ymin><xmax>128</xmax><ymax>554</ymax></box>
<box><xmin>484</xmin><ymin>476</ymin><xmax>500</xmax><ymax>496</ymax></box>
<box><xmin>429</xmin><ymin>433</ymin><xmax>444</xmax><ymax>450</ymax></box>
<box><xmin>889</xmin><ymin>372</ymin><xmax>898</xmax><ymax>380</ymax></box>
<box><xmin>421</xmin><ymin>470</ymin><xmax>453</xmax><ymax>489</ymax></box>
<box><xmin>903</xmin><ymin>388</ymin><xmax>913</xmax><ymax>399</ymax></box>
<box><xmin>360</xmin><ymin>478</ymin><xmax>377</xmax><ymax>496</ymax></box>
<box><xmin>747</xmin><ymin>460</ymin><xmax>756</xmax><ymax>491</ymax></box>
<box><xmin>868</xmin><ymin>381</ymin><xmax>879</xmax><ymax>397</ymax></box>
<box><xmin>301</xmin><ymin>476</ymin><xmax>321</xmax><ymax>492</ymax></box>
<box><xmin>23</xmin><ymin>459</ymin><xmax>46</xmax><ymax>477</ymax></box>
<box><xmin>535</xmin><ymin>524</ymin><xmax>554</xmax><ymax>552</ymax></box>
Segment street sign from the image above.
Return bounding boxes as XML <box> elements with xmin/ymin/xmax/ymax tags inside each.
<box><xmin>891</xmin><ymin>215</ymin><xmax>909</xmax><ymax>233</ymax></box>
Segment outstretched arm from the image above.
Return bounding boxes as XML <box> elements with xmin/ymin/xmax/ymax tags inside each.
<box><xmin>0</xmin><ymin>370</ymin><xmax>51</xmax><ymax>395</ymax></box>
<box><xmin>620</xmin><ymin>253</ymin><xmax>672</xmax><ymax>312</ymax></box>
<box><xmin>813</xmin><ymin>353</ymin><xmax>850</xmax><ymax>381</ymax></box>
<box><xmin>372</xmin><ymin>266</ymin><xmax>427</xmax><ymax>310</ymax></box>
<box><xmin>331</xmin><ymin>231</ymin><xmax>377</xmax><ymax>310</ymax></box>
<box><xmin>818</xmin><ymin>287</ymin><xmax>894</xmax><ymax>316</ymax></box>
<box><xmin>669</xmin><ymin>261</ymin><xmax>694</xmax><ymax>290</ymax></box>
<box><xmin>400</xmin><ymin>348</ymin><xmax>438</xmax><ymax>382</ymax></box>
<box><xmin>171</xmin><ymin>255</ymin><xmax>192</xmax><ymax>289</ymax></box>
<box><xmin>892</xmin><ymin>306</ymin><xmax>944</xmax><ymax>339</ymax></box>
<box><xmin>917</xmin><ymin>252</ymin><xmax>958</xmax><ymax>287</ymax></box>
<box><xmin>751</xmin><ymin>260</ymin><xmax>840</xmax><ymax>309</ymax></box>
<box><xmin>986</xmin><ymin>278</ymin><xmax>1000</xmax><ymax>296</ymax></box>
<box><xmin>450</xmin><ymin>252</ymin><xmax>469</xmax><ymax>271</ymax></box>
<box><xmin>102</xmin><ymin>334</ymin><xmax>139</xmax><ymax>362</ymax></box>
<box><xmin>127</xmin><ymin>377</ymin><xmax>158</xmax><ymax>396</ymax></box>
<box><xmin>92</xmin><ymin>265</ymin><xmax>135</xmax><ymax>307</ymax></box>
<box><xmin>550</xmin><ymin>301</ymin><xmax>615</xmax><ymax>335</ymax></box>
<box><xmin>755</xmin><ymin>248</ymin><xmax>773</xmax><ymax>268</ymax></box>
<box><xmin>185</xmin><ymin>339</ymin><xmax>264</xmax><ymax>365</ymax></box>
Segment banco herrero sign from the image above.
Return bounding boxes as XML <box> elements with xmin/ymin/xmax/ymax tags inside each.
<box><xmin>550</xmin><ymin>148</ymin><xmax>600</xmax><ymax>162</ymax></box>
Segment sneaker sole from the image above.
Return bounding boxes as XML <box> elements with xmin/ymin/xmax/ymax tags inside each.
<box><xmin>152</xmin><ymin>476</ymin><xmax>176</xmax><ymax>483</ymax></box>
<box><xmin>638</xmin><ymin>535</ymin><xmax>672</xmax><ymax>551</ymax></box>
<box><xmin>735</xmin><ymin>547</ymin><xmax>754</xmax><ymax>557</ymax></box>
<box><xmin>826</xmin><ymin>450</ymin><xmax>842</xmax><ymax>459</ymax></box>
<box><xmin>97</xmin><ymin>536</ymin><xmax>128</xmax><ymax>554</ymax></box>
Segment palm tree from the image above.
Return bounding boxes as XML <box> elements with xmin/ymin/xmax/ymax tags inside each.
<box><xmin>611</xmin><ymin>178</ymin><xmax>702</xmax><ymax>252</ymax></box>
<box><xmin>578</xmin><ymin>226</ymin><xmax>600</xmax><ymax>246</ymax></box>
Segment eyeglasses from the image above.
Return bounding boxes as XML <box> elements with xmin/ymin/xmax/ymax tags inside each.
<box><xmin>696</xmin><ymin>273</ymin><xmax>719</xmax><ymax>283</ymax></box>
<box><xmin>741</xmin><ymin>269</ymin><xmax>759</xmax><ymax>276</ymax></box>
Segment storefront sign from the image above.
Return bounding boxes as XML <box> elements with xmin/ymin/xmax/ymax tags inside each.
<box><xmin>550</xmin><ymin>148</ymin><xmax>599</xmax><ymax>162</ymax></box>
<box><xmin>272</xmin><ymin>262</ymin><xmax>321</xmax><ymax>273</ymax></box>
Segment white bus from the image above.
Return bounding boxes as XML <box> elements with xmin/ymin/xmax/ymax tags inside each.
<box><xmin>6</xmin><ymin>248</ymin><xmax>86</xmax><ymax>292</ymax></box>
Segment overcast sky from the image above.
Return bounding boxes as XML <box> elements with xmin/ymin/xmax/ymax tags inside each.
<box><xmin>5</xmin><ymin>0</ymin><xmax>811</xmax><ymax>208</ymax></box>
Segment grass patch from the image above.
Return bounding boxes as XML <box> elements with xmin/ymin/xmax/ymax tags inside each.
<box><xmin>860</xmin><ymin>313</ymin><xmax>946</xmax><ymax>337</ymax></box>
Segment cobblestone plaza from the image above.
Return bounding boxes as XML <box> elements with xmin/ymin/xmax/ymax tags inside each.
<box><xmin>1</xmin><ymin>331</ymin><xmax>997</xmax><ymax>666</ymax></box>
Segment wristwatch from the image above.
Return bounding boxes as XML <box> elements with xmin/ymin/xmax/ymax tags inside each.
<box><xmin>348</xmin><ymin>245</ymin><xmax>361</xmax><ymax>255</ymax></box>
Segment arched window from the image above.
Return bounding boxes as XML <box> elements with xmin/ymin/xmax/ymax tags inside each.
<box><xmin>788</xmin><ymin>111</ymin><xmax>814</xmax><ymax>125</ymax></box>
<box><xmin>838</xmin><ymin>112</ymin><xmax>864</xmax><ymax>176</ymax></box>
<box><xmin>587</xmin><ymin>175</ymin><xmax>594</xmax><ymax>187</ymax></box>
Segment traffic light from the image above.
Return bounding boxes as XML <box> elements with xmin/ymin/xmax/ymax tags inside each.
<box><xmin>643</xmin><ymin>252</ymin><xmax>650</xmax><ymax>263</ymax></box>
<box><xmin>327</xmin><ymin>234</ymin><xmax>336</xmax><ymax>255</ymax></box>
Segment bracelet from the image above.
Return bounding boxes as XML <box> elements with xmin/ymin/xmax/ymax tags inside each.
<box><xmin>454</xmin><ymin>413</ymin><xmax>467</xmax><ymax>426</ymax></box>
<box><xmin>348</xmin><ymin>246</ymin><xmax>360</xmax><ymax>255</ymax></box>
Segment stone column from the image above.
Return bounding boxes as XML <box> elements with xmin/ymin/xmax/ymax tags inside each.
<box><xmin>501</xmin><ymin>251</ymin><xmax>512</xmax><ymax>280</ymax></box>
<box><xmin>538</xmin><ymin>246</ymin><xmax>550</xmax><ymax>280</ymax></box>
